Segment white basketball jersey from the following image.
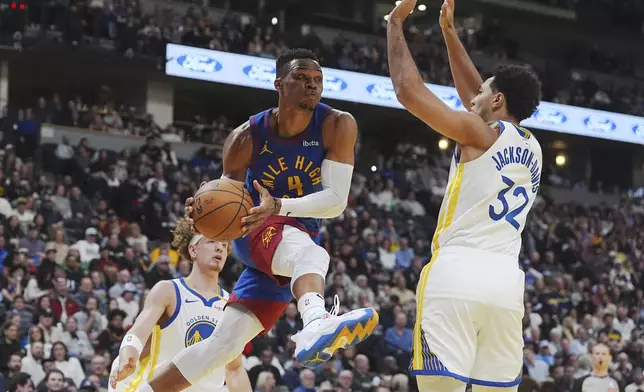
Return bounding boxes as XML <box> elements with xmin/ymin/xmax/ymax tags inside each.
<box><xmin>419</xmin><ymin>121</ymin><xmax>542</xmax><ymax>311</ymax></box>
<box><xmin>109</xmin><ymin>278</ymin><xmax>229</xmax><ymax>392</ymax></box>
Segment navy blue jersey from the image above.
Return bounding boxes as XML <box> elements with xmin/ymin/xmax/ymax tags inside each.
<box><xmin>244</xmin><ymin>103</ymin><xmax>332</xmax><ymax>234</ymax></box>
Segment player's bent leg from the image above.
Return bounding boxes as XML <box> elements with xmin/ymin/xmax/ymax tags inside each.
<box><xmin>144</xmin><ymin>303</ymin><xmax>263</xmax><ymax>392</ymax></box>
<box><xmin>272</xmin><ymin>227</ymin><xmax>378</xmax><ymax>367</ymax></box>
<box><xmin>416</xmin><ymin>376</ymin><xmax>467</xmax><ymax>392</ymax></box>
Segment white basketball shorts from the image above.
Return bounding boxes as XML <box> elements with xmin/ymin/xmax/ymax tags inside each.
<box><xmin>409</xmin><ymin>247</ymin><xmax>525</xmax><ymax>388</ymax></box>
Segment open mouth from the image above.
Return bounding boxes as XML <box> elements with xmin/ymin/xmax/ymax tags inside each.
<box><xmin>214</xmin><ymin>254</ymin><xmax>223</xmax><ymax>262</ymax></box>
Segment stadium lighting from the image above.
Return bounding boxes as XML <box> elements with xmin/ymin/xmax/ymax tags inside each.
<box><xmin>271</xmin><ymin>17</ymin><xmax>278</xmax><ymax>25</ymax></box>
<box><xmin>555</xmin><ymin>154</ymin><xmax>567</xmax><ymax>167</ymax></box>
<box><xmin>418</xmin><ymin>4</ymin><xmax>427</xmax><ymax>11</ymax></box>
<box><xmin>371</xmin><ymin>165</ymin><xmax>377</xmax><ymax>172</ymax></box>
<box><xmin>438</xmin><ymin>138</ymin><xmax>449</xmax><ymax>150</ymax></box>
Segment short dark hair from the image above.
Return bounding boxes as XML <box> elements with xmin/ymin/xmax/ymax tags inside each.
<box><xmin>46</xmin><ymin>369</ymin><xmax>65</xmax><ymax>382</ymax></box>
<box><xmin>8</xmin><ymin>372</ymin><xmax>32</xmax><ymax>392</ymax></box>
<box><xmin>491</xmin><ymin>64</ymin><xmax>542</xmax><ymax>122</ymax></box>
<box><xmin>276</xmin><ymin>48</ymin><xmax>319</xmax><ymax>77</ymax></box>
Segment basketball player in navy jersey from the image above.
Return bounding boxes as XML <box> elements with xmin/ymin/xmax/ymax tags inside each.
<box><xmin>140</xmin><ymin>49</ymin><xmax>379</xmax><ymax>392</ymax></box>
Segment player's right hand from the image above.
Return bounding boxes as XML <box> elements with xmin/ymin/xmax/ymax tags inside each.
<box><xmin>440</xmin><ymin>0</ymin><xmax>455</xmax><ymax>30</ymax></box>
<box><xmin>109</xmin><ymin>347</ymin><xmax>139</xmax><ymax>389</ymax></box>
<box><xmin>185</xmin><ymin>181</ymin><xmax>208</xmax><ymax>227</ymax></box>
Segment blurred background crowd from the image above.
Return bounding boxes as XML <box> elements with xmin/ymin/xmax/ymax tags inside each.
<box><xmin>0</xmin><ymin>0</ymin><xmax>643</xmax><ymax>391</ymax></box>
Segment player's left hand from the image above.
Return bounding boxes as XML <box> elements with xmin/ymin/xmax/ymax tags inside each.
<box><xmin>241</xmin><ymin>180</ymin><xmax>280</xmax><ymax>235</ymax></box>
<box><xmin>389</xmin><ymin>0</ymin><xmax>417</xmax><ymax>21</ymax></box>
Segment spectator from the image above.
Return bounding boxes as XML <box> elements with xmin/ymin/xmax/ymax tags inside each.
<box><xmin>293</xmin><ymin>369</ymin><xmax>316</xmax><ymax>392</ymax></box>
<box><xmin>7</xmin><ymin>372</ymin><xmax>34</xmax><ymax>392</ymax></box>
<box><xmin>8</xmin><ymin>295</ymin><xmax>34</xmax><ymax>337</ymax></box>
<box><xmin>21</xmin><ymin>342</ymin><xmax>46</xmax><ymax>386</ymax></box>
<box><xmin>35</xmin><ymin>310</ymin><xmax>63</xmax><ymax>345</ymax></box>
<box><xmin>24</xmin><ymin>327</ymin><xmax>52</xmax><ymax>360</ymax></box>
<box><xmin>273</xmin><ymin>303</ymin><xmax>302</xmax><ymax>349</ymax></box>
<box><xmin>115</xmin><ymin>283</ymin><xmax>139</xmax><ymax>328</ymax></box>
<box><xmin>384</xmin><ymin>312</ymin><xmax>413</xmax><ymax>358</ymax></box>
<box><xmin>96</xmin><ymin>309</ymin><xmax>126</xmax><ymax>359</ymax></box>
<box><xmin>0</xmin><ymin>323</ymin><xmax>21</xmax><ymax>372</ymax></box>
<box><xmin>86</xmin><ymin>355</ymin><xmax>109</xmax><ymax>389</ymax></box>
<box><xmin>3</xmin><ymin>353</ymin><xmax>23</xmax><ymax>382</ymax></box>
<box><xmin>42</xmin><ymin>369</ymin><xmax>65</xmax><ymax>392</ymax></box>
<box><xmin>249</xmin><ymin>349</ymin><xmax>283</xmax><ymax>389</ymax></box>
<box><xmin>523</xmin><ymin>347</ymin><xmax>549</xmax><ymax>383</ymax></box>
<box><xmin>59</xmin><ymin>317</ymin><xmax>94</xmax><ymax>361</ymax></box>
<box><xmin>394</xmin><ymin>238</ymin><xmax>414</xmax><ymax>269</ymax></box>
<box><xmin>50</xmin><ymin>341</ymin><xmax>85</xmax><ymax>388</ymax></box>
<box><xmin>255</xmin><ymin>370</ymin><xmax>278</xmax><ymax>392</ymax></box>
<box><xmin>107</xmin><ymin>269</ymin><xmax>130</xmax><ymax>299</ymax></box>
<box><xmin>389</xmin><ymin>273</ymin><xmax>414</xmax><ymax>306</ymax></box>
<box><xmin>50</xmin><ymin>277</ymin><xmax>81</xmax><ymax>324</ymax></box>
<box><xmin>72</xmin><ymin>228</ymin><xmax>100</xmax><ymax>267</ymax></box>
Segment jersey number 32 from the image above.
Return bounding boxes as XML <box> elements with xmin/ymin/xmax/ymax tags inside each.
<box><xmin>488</xmin><ymin>175</ymin><xmax>530</xmax><ymax>230</ymax></box>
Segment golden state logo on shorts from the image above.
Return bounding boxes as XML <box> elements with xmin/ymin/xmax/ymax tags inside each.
<box><xmin>184</xmin><ymin>317</ymin><xmax>218</xmax><ymax>347</ymax></box>
<box><xmin>262</xmin><ymin>226</ymin><xmax>277</xmax><ymax>248</ymax></box>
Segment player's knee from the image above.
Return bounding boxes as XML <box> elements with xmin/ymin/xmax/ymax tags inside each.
<box><xmin>416</xmin><ymin>376</ymin><xmax>466</xmax><ymax>392</ymax></box>
<box><xmin>291</xmin><ymin>244</ymin><xmax>330</xmax><ymax>283</ymax></box>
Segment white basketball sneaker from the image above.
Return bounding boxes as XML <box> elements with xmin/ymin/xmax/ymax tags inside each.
<box><xmin>291</xmin><ymin>295</ymin><xmax>379</xmax><ymax>368</ymax></box>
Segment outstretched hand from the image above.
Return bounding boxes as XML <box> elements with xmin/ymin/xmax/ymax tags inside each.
<box><xmin>240</xmin><ymin>180</ymin><xmax>280</xmax><ymax>235</ymax></box>
<box><xmin>389</xmin><ymin>0</ymin><xmax>417</xmax><ymax>22</ymax></box>
<box><xmin>440</xmin><ymin>0</ymin><xmax>455</xmax><ymax>30</ymax></box>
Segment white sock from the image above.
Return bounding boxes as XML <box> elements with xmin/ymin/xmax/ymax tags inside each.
<box><xmin>139</xmin><ymin>383</ymin><xmax>154</xmax><ymax>392</ymax></box>
<box><xmin>298</xmin><ymin>292</ymin><xmax>327</xmax><ymax>326</ymax></box>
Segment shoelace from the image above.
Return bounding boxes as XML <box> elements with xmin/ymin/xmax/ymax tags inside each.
<box><xmin>329</xmin><ymin>294</ymin><xmax>340</xmax><ymax>317</ymax></box>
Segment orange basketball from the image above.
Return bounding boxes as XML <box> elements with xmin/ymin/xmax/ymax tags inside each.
<box><xmin>192</xmin><ymin>179</ymin><xmax>254</xmax><ymax>241</ymax></box>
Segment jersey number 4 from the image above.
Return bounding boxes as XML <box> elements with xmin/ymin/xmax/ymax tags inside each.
<box><xmin>488</xmin><ymin>175</ymin><xmax>530</xmax><ymax>230</ymax></box>
<box><xmin>286</xmin><ymin>175</ymin><xmax>304</xmax><ymax>197</ymax></box>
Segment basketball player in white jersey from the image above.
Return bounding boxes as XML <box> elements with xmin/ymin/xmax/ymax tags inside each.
<box><xmin>387</xmin><ymin>0</ymin><xmax>543</xmax><ymax>391</ymax></box>
<box><xmin>108</xmin><ymin>218</ymin><xmax>251</xmax><ymax>392</ymax></box>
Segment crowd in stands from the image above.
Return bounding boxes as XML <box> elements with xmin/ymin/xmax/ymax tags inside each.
<box><xmin>0</xmin><ymin>99</ymin><xmax>643</xmax><ymax>392</ymax></box>
<box><xmin>6</xmin><ymin>0</ymin><xmax>644</xmax><ymax>118</ymax></box>
<box><xmin>2</xmin><ymin>1</ymin><xmax>644</xmax><ymax>392</ymax></box>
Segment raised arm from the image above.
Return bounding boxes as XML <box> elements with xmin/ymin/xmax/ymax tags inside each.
<box><xmin>386</xmin><ymin>0</ymin><xmax>495</xmax><ymax>149</ymax></box>
<box><xmin>224</xmin><ymin>355</ymin><xmax>252</xmax><ymax>392</ymax></box>
<box><xmin>110</xmin><ymin>281</ymin><xmax>173</xmax><ymax>388</ymax></box>
<box><xmin>221</xmin><ymin>122</ymin><xmax>253</xmax><ymax>182</ymax></box>
<box><xmin>440</xmin><ymin>0</ymin><xmax>483</xmax><ymax>108</ymax></box>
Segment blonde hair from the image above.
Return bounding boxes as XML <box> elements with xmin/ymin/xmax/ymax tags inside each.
<box><xmin>171</xmin><ymin>219</ymin><xmax>232</xmax><ymax>262</ymax></box>
<box><xmin>171</xmin><ymin>218</ymin><xmax>194</xmax><ymax>261</ymax></box>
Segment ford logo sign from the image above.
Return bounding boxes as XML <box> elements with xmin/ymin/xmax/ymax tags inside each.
<box><xmin>532</xmin><ymin>108</ymin><xmax>567</xmax><ymax>125</ymax></box>
<box><xmin>436</xmin><ymin>92</ymin><xmax>462</xmax><ymax>110</ymax></box>
<box><xmin>176</xmin><ymin>55</ymin><xmax>222</xmax><ymax>73</ymax></box>
<box><xmin>324</xmin><ymin>75</ymin><xmax>348</xmax><ymax>92</ymax></box>
<box><xmin>243</xmin><ymin>64</ymin><xmax>276</xmax><ymax>83</ymax></box>
<box><xmin>366</xmin><ymin>83</ymin><xmax>397</xmax><ymax>101</ymax></box>
<box><xmin>584</xmin><ymin>115</ymin><xmax>617</xmax><ymax>133</ymax></box>
<box><xmin>633</xmin><ymin>124</ymin><xmax>644</xmax><ymax>138</ymax></box>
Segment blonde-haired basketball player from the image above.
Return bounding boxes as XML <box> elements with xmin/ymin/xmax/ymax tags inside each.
<box><xmin>387</xmin><ymin>0</ymin><xmax>542</xmax><ymax>391</ymax></box>
<box><xmin>109</xmin><ymin>219</ymin><xmax>250</xmax><ymax>392</ymax></box>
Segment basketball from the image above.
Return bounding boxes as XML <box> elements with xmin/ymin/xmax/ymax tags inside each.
<box><xmin>192</xmin><ymin>179</ymin><xmax>254</xmax><ymax>241</ymax></box>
